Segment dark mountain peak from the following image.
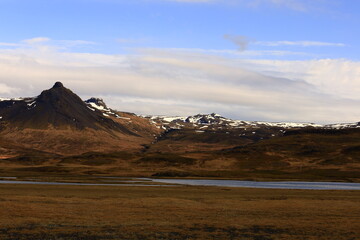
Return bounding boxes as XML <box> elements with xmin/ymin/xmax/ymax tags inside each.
<box><xmin>38</xmin><ymin>82</ymin><xmax>79</xmax><ymax>103</ymax></box>
<box><xmin>0</xmin><ymin>83</ymin><xmax>136</xmax><ymax>135</ymax></box>
<box><xmin>53</xmin><ymin>82</ymin><xmax>64</xmax><ymax>88</ymax></box>
<box><xmin>35</xmin><ymin>83</ymin><xmax>84</xmax><ymax>111</ymax></box>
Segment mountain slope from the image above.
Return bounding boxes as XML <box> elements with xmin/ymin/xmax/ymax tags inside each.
<box><xmin>0</xmin><ymin>82</ymin><xmax>160</xmax><ymax>156</ymax></box>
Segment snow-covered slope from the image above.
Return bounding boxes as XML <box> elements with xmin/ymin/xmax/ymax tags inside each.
<box><xmin>0</xmin><ymin>97</ymin><xmax>25</xmax><ymax>102</ymax></box>
<box><xmin>85</xmin><ymin>98</ymin><xmax>124</xmax><ymax>119</ymax></box>
<box><xmin>2</xmin><ymin>96</ymin><xmax>359</xmax><ymax>131</ymax></box>
<box><xmin>323</xmin><ymin>122</ymin><xmax>360</xmax><ymax>129</ymax></box>
<box><xmin>144</xmin><ymin>113</ymin><xmax>359</xmax><ymax>131</ymax></box>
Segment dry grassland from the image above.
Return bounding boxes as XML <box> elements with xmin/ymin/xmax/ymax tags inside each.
<box><xmin>0</xmin><ymin>184</ymin><xmax>359</xmax><ymax>239</ymax></box>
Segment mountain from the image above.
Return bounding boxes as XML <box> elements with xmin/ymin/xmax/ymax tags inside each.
<box><xmin>140</xmin><ymin>113</ymin><xmax>359</xmax><ymax>180</ymax></box>
<box><xmin>0</xmin><ymin>82</ymin><xmax>130</xmax><ymax>132</ymax></box>
<box><xmin>145</xmin><ymin>113</ymin><xmax>360</xmax><ymax>131</ymax></box>
<box><xmin>0</xmin><ymin>83</ymin><xmax>359</xmax><ymax>181</ymax></box>
<box><xmin>0</xmin><ymin>82</ymin><xmax>160</xmax><ymax>156</ymax></box>
<box><xmin>143</xmin><ymin>113</ymin><xmax>359</xmax><ymax>152</ymax></box>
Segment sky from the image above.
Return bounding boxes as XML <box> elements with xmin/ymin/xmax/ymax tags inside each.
<box><xmin>0</xmin><ymin>0</ymin><xmax>359</xmax><ymax>123</ymax></box>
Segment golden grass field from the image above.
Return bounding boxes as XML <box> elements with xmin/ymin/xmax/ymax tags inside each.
<box><xmin>0</xmin><ymin>183</ymin><xmax>359</xmax><ymax>240</ymax></box>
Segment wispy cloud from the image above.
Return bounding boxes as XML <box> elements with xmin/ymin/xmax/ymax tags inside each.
<box><xmin>117</xmin><ymin>38</ymin><xmax>149</xmax><ymax>45</ymax></box>
<box><xmin>256</xmin><ymin>40</ymin><xmax>346</xmax><ymax>47</ymax></box>
<box><xmin>22</xmin><ymin>37</ymin><xmax>51</xmax><ymax>45</ymax></box>
<box><xmin>223</xmin><ymin>34</ymin><xmax>346</xmax><ymax>50</ymax></box>
<box><xmin>163</xmin><ymin>0</ymin><xmax>327</xmax><ymax>12</ymax></box>
<box><xmin>0</xmin><ymin>42</ymin><xmax>20</xmax><ymax>47</ymax></box>
<box><xmin>0</xmin><ymin>37</ymin><xmax>358</xmax><ymax>123</ymax></box>
<box><xmin>223</xmin><ymin>34</ymin><xmax>345</xmax><ymax>53</ymax></box>
<box><xmin>166</xmin><ymin>0</ymin><xmax>213</xmax><ymax>2</ymax></box>
<box><xmin>248</xmin><ymin>0</ymin><xmax>309</xmax><ymax>11</ymax></box>
<box><xmin>139</xmin><ymin>47</ymin><xmax>312</xmax><ymax>58</ymax></box>
<box><xmin>0</xmin><ymin>37</ymin><xmax>96</xmax><ymax>51</ymax></box>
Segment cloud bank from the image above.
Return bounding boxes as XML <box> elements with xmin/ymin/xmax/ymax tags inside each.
<box><xmin>0</xmin><ymin>37</ymin><xmax>359</xmax><ymax>124</ymax></box>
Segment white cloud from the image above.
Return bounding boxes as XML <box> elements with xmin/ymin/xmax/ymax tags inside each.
<box><xmin>22</xmin><ymin>37</ymin><xmax>51</xmax><ymax>45</ymax></box>
<box><xmin>242</xmin><ymin>58</ymin><xmax>360</xmax><ymax>100</ymax></box>
<box><xmin>0</xmin><ymin>38</ymin><xmax>358</xmax><ymax>124</ymax></box>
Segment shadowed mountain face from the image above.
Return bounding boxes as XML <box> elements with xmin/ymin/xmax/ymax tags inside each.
<box><xmin>0</xmin><ymin>82</ymin><xmax>133</xmax><ymax>133</ymax></box>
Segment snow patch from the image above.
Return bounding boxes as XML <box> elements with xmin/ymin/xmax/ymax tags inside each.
<box><xmin>88</xmin><ymin>102</ymin><xmax>106</xmax><ymax>111</ymax></box>
<box><xmin>0</xmin><ymin>97</ymin><xmax>24</xmax><ymax>102</ymax></box>
<box><xmin>117</xmin><ymin>116</ymin><xmax>131</xmax><ymax>120</ymax></box>
<box><xmin>27</xmin><ymin>101</ymin><xmax>36</xmax><ymax>108</ymax></box>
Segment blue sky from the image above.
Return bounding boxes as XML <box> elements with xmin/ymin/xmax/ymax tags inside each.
<box><xmin>1</xmin><ymin>0</ymin><xmax>359</xmax><ymax>58</ymax></box>
<box><xmin>0</xmin><ymin>0</ymin><xmax>359</xmax><ymax>123</ymax></box>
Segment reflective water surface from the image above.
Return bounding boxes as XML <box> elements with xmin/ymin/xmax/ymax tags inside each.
<box><xmin>0</xmin><ymin>178</ymin><xmax>359</xmax><ymax>190</ymax></box>
<box><xmin>0</xmin><ymin>179</ymin><xmax>174</xmax><ymax>187</ymax></box>
<box><xmin>149</xmin><ymin>179</ymin><xmax>360</xmax><ymax>190</ymax></box>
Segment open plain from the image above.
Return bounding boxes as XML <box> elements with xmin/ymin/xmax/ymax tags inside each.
<box><xmin>0</xmin><ymin>180</ymin><xmax>359</xmax><ymax>240</ymax></box>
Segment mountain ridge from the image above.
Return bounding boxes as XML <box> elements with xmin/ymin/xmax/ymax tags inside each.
<box><xmin>1</xmin><ymin>83</ymin><xmax>358</xmax><ymax>131</ymax></box>
<box><xmin>0</xmin><ymin>82</ymin><xmax>359</xmax><ymax>181</ymax></box>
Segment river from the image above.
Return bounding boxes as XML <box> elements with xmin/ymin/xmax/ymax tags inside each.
<box><xmin>1</xmin><ymin>177</ymin><xmax>360</xmax><ymax>190</ymax></box>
